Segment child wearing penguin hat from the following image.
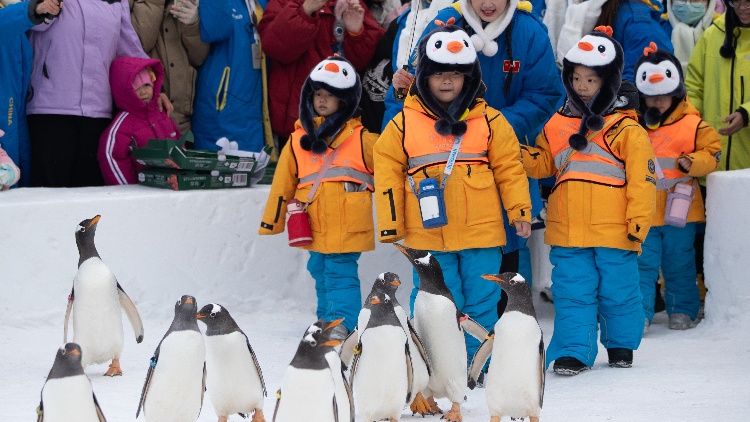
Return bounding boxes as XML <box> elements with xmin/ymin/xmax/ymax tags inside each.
<box><xmin>374</xmin><ymin>24</ymin><xmax>532</xmax><ymax>411</ymax></box>
<box><xmin>633</xmin><ymin>43</ymin><xmax>721</xmax><ymax>331</ymax></box>
<box><xmin>259</xmin><ymin>55</ymin><xmax>379</xmax><ymax>335</ymax></box>
<box><xmin>520</xmin><ymin>26</ymin><xmax>657</xmax><ymax>375</ymax></box>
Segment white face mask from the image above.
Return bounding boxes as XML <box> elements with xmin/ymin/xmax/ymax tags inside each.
<box><xmin>672</xmin><ymin>0</ymin><xmax>708</xmax><ymax>26</ymax></box>
<box><xmin>0</xmin><ymin>0</ymin><xmax>23</xmax><ymax>5</ymax></box>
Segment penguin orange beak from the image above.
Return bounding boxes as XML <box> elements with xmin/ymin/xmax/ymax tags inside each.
<box><xmin>324</xmin><ymin>62</ymin><xmax>340</xmax><ymax>73</ymax></box>
<box><xmin>196</xmin><ymin>313</ymin><xmax>205</xmax><ymax>319</ymax></box>
<box><xmin>578</xmin><ymin>41</ymin><xmax>594</xmax><ymax>51</ymax></box>
<box><xmin>447</xmin><ymin>40</ymin><xmax>464</xmax><ymax>53</ymax></box>
<box><xmin>324</xmin><ymin>318</ymin><xmax>344</xmax><ymax>331</ymax></box>
<box><xmin>69</xmin><ymin>349</ymin><xmax>80</xmax><ymax>356</ymax></box>
<box><xmin>390</xmin><ymin>279</ymin><xmax>401</xmax><ymax>287</ymax></box>
<box><xmin>88</xmin><ymin>215</ymin><xmax>101</xmax><ymax>228</ymax></box>
<box><xmin>370</xmin><ymin>296</ymin><xmax>381</xmax><ymax>305</ymax></box>
<box><xmin>321</xmin><ymin>340</ymin><xmax>343</xmax><ymax>347</ymax></box>
<box><xmin>648</xmin><ymin>73</ymin><xmax>664</xmax><ymax>83</ymax></box>
<box><xmin>185</xmin><ymin>297</ymin><xmax>194</xmax><ymax>304</ymax></box>
<box><xmin>482</xmin><ymin>274</ymin><xmax>504</xmax><ymax>283</ymax></box>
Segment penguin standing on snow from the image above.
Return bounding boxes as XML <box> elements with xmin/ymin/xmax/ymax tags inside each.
<box><xmin>197</xmin><ymin>303</ymin><xmax>267</xmax><ymax>422</ymax></box>
<box><xmin>137</xmin><ymin>295</ymin><xmax>206</xmax><ymax>421</ymax></box>
<box><xmin>468</xmin><ymin>273</ymin><xmax>544</xmax><ymax>422</ymax></box>
<box><xmin>37</xmin><ymin>343</ymin><xmax>106</xmax><ymax>422</ymax></box>
<box><xmin>273</xmin><ymin>318</ymin><xmax>353</xmax><ymax>422</ymax></box>
<box><xmin>394</xmin><ymin>243</ymin><xmax>487</xmax><ymax>422</ymax></box>
<box><xmin>561</xmin><ymin>26</ymin><xmax>625</xmax><ymax>151</ymax></box>
<box><xmin>64</xmin><ymin>215</ymin><xmax>144</xmax><ymax>376</ymax></box>
<box><xmin>349</xmin><ymin>293</ymin><xmax>413</xmax><ymax>422</ymax></box>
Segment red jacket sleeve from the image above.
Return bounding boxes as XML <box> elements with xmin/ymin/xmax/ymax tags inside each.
<box><xmin>342</xmin><ymin>2</ymin><xmax>384</xmax><ymax>72</ymax></box>
<box><xmin>258</xmin><ymin>0</ymin><xmax>321</xmax><ymax>64</ymax></box>
<box><xmin>98</xmin><ymin>114</ymin><xmax>138</xmax><ymax>185</ymax></box>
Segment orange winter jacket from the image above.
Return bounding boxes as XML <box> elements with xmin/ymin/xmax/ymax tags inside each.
<box><xmin>374</xmin><ymin>94</ymin><xmax>531</xmax><ymax>252</ymax></box>
<box><xmin>645</xmin><ymin>99</ymin><xmax>721</xmax><ymax>226</ymax></box>
<box><xmin>522</xmin><ymin>109</ymin><xmax>656</xmax><ymax>252</ymax></box>
<box><xmin>259</xmin><ymin>117</ymin><xmax>377</xmax><ymax>253</ymax></box>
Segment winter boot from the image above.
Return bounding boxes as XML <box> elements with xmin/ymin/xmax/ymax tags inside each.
<box><xmin>607</xmin><ymin>348</ymin><xmax>633</xmax><ymax>368</ymax></box>
<box><xmin>553</xmin><ymin>357</ymin><xmax>589</xmax><ymax>376</ymax></box>
<box><xmin>668</xmin><ymin>313</ymin><xmax>699</xmax><ymax>330</ymax></box>
<box><xmin>654</xmin><ymin>281</ymin><xmax>666</xmax><ymax>313</ymax></box>
<box><xmin>643</xmin><ymin>317</ymin><xmax>650</xmax><ymax>335</ymax></box>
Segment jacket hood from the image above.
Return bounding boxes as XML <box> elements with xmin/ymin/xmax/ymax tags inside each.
<box><xmin>109</xmin><ymin>57</ymin><xmax>164</xmax><ymax>118</ymax></box>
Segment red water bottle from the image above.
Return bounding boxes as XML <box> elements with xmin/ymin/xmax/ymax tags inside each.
<box><xmin>287</xmin><ymin>198</ymin><xmax>313</xmax><ymax>247</ymax></box>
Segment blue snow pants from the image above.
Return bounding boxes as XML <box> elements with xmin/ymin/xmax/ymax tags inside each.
<box><xmin>546</xmin><ymin>246</ymin><xmax>645</xmax><ymax>368</ymax></box>
<box><xmin>409</xmin><ymin>247</ymin><xmax>502</xmax><ymax>363</ymax></box>
<box><xmin>638</xmin><ymin>223</ymin><xmax>699</xmax><ymax>322</ymax></box>
<box><xmin>307</xmin><ymin>252</ymin><xmax>362</xmax><ymax>333</ymax></box>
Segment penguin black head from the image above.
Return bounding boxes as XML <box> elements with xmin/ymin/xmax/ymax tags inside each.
<box><xmin>170</xmin><ymin>295</ymin><xmax>200</xmax><ymax>332</ymax></box>
<box><xmin>394</xmin><ymin>243</ymin><xmax>454</xmax><ymax>302</ymax></box>
<box><xmin>634</xmin><ymin>43</ymin><xmax>685</xmax><ymax>128</ymax></box>
<box><xmin>196</xmin><ymin>303</ymin><xmax>241</xmax><ymax>336</ymax></box>
<box><xmin>367</xmin><ymin>294</ymin><xmax>401</xmax><ymax>327</ymax></box>
<box><xmin>482</xmin><ymin>273</ymin><xmax>536</xmax><ymax>317</ymax></box>
<box><xmin>75</xmin><ymin>215</ymin><xmax>101</xmax><ymax>267</ymax></box>
<box><xmin>47</xmin><ymin>343</ymin><xmax>85</xmax><ymax>380</ymax></box>
<box><xmin>290</xmin><ymin>318</ymin><xmax>345</xmax><ymax>370</ymax></box>
<box><xmin>373</xmin><ymin>272</ymin><xmax>401</xmax><ymax>298</ymax></box>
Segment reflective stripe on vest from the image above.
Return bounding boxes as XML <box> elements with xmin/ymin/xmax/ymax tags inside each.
<box><xmin>402</xmin><ymin>107</ymin><xmax>490</xmax><ymax>174</ymax></box>
<box><xmin>648</xmin><ymin>114</ymin><xmax>701</xmax><ymax>190</ymax></box>
<box><xmin>545</xmin><ymin>112</ymin><xmax>628</xmax><ymax>188</ymax></box>
<box><xmin>291</xmin><ymin>125</ymin><xmax>373</xmax><ymax>190</ymax></box>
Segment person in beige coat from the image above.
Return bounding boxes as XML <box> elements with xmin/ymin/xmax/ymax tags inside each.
<box><xmin>130</xmin><ymin>0</ymin><xmax>210</xmax><ymax>133</ymax></box>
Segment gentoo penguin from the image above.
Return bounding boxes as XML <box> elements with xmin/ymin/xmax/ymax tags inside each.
<box><xmin>273</xmin><ymin>318</ymin><xmax>354</xmax><ymax>422</ymax></box>
<box><xmin>63</xmin><ymin>215</ymin><xmax>144</xmax><ymax>376</ymax></box>
<box><xmin>137</xmin><ymin>295</ymin><xmax>206</xmax><ymax>421</ymax></box>
<box><xmin>349</xmin><ymin>293</ymin><xmax>412</xmax><ymax>422</ymax></box>
<box><xmin>394</xmin><ymin>243</ymin><xmax>487</xmax><ymax>422</ymax></box>
<box><xmin>37</xmin><ymin>343</ymin><xmax>106</xmax><ymax>422</ymax></box>
<box><xmin>468</xmin><ymin>273</ymin><xmax>544</xmax><ymax>422</ymax></box>
<box><xmin>197</xmin><ymin>303</ymin><xmax>267</xmax><ymax>422</ymax></box>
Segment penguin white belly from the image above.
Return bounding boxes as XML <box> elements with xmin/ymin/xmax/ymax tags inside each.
<box><xmin>486</xmin><ymin>312</ymin><xmax>543</xmax><ymax>418</ymax></box>
<box><xmin>144</xmin><ymin>331</ymin><xmax>206</xmax><ymax>422</ymax></box>
<box><xmin>72</xmin><ymin>258</ymin><xmax>124</xmax><ymax>366</ymax></box>
<box><xmin>413</xmin><ymin>293</ymin><xmax>466</xmax><ymax>403</ymax></box>
<box><xmin>205</xmin><ymin>332</ymin><xmax>264</xmax><ymax>416</ymax></box>
<box><xmin>41</xmin><ymin>375</ymin><xmax>100</xmax><ymax>422</ymax></box>
<box><xmin>354</xmin><ymin>326</ymin><xmax>408</xmax><ymax>421</ymax></box>
<box><xmin>274</xmin><ymin>367</ymin><xmax>337</xmax><ymax>421</ymax></box>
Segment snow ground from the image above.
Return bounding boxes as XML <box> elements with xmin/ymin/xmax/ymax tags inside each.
<box><xmin>2</xmin><ymin>170</ymin><xmax>750</xmax><ymax>421</ymax></box>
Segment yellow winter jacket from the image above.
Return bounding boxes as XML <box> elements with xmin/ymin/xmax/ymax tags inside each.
<box><xmin>374</xmin><ymin>94</ymin><xmax>532</xmax><ymax>252</ymax></box>
<box><xmin>258</xmin><ymin>117</ymin><xmax>377</xmax><ymax>253</ymax></box>
<box><xmin>686</xmin><ymin>14</ymin><xmax>750</xmax><ymax>172</ymax></box>
<box><xmin>645</xmin><ymin>100</ymin><xmax>721</xmax><ymax>226</ymax></box>
<box><xmin>522</xmin><ymin>109</ymin><xmax>656</xmax><ymax>252</ymax></box>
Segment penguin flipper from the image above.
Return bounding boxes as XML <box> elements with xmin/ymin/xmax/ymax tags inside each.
<box><xmin>137</xmin><ymin>346</ymin><xmax>160</xmax><ymax>418</ymax></box>
<box><xmin>407</xmin><ymin>321</ymin><xmax>432</xmax><ymax>375</ymax></box>
<box><xmin>338</xmin><ymin>328</ymin><xmax>358</xmax><ymax>371</ymax></box>
<box><xmin>348</xmin><ymin>341</ymin><xmax>362</xmax><ymax>386</ymax></box>
<box><xmin>117</xmin><ymin>283</ymin><xmax>144</xmax><ymax>343</ymax></box>
<box><xmin>93</xmin><ymin>392</ymin><xmax>107</xmax><ymax>422</ymax></box>
<box><xmin>404</xmin><ymin>341</ymin><xmax>414</xmax><ymax>404</ymax></box>
<box><xmin>36</xmin><ymin>398</ymin><xmax>43</xmax><ymax>422</ymax></box>
<box><xmin>199</xmin><ymin>362</ymin><xmax>207</xmax><ymax>418</ymax></box>
<box><xmin>539</xmin><ymin>335</ymin><xmax>545</xmax><ymax>408</ymax></box>
<box><xmin>272</xmin><ymin>388</ymin><xmax>281</xmax><ymax>422</ymax></box>
<box><xmin>468</xmin><ymin>330</ymin><xmax>494</xmax><ymax>390</ymax></box>
<box><xmin>459</xmin><ymin>314</ymin><xmax>489</xmax><ymax>341</ymax></box>
<box><xmin>63</xmin><ymin>287</ymin><xmax>74</xmax><ymax>343</ymax></box>
<box><xmin>244</xmin><ymin>333</ymin><xmax>267</xmax><ymax>396</ymax></box>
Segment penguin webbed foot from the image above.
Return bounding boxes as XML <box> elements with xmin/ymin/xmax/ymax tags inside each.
<box><xmin>441</xmin><ymin>402</ymin><xmax>462</xmax><ymax>421</ymax></box>
<box><xmin>410</xmin><ymin>392</ymin><xmax>436</xmax><ymax>416</ymax></box>
<box><xmin>250</xmin><ymin>409</ymin><xmax>266</xmax><ymax>422</ymax></box>
<box><xmin>103</xmin><ymin>359</ymin><xmax>122</xmax><ymax>377</ymax></box>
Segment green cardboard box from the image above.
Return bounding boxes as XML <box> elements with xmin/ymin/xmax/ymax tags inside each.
<box><xmin>137</xmin><ymin>168</ymin><xmax>252</xmax><ymax>190</ymax></box>
<box><xmin>132</xmin><ymin>133</ymin><xmax>256</xmax><ymax>173</ymax></box>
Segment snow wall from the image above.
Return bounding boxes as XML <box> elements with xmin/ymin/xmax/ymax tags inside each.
<box><xmin>1</xmin><ymin>169</ymin><xmax>747</xmax><ymax>328</ymax></box>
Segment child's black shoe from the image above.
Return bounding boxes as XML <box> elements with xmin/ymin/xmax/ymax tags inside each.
<box><xmin>607</xmin><ymin>348</ymin><xmax>633</xmax><ymax>368</ymax></box>
<box><xmin>553</xmin><ymin>357</ymin><xmax>589</xmax><ymax>376</ymax></box>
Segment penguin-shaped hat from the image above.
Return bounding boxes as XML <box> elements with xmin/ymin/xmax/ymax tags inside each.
<box><xmin>634</xmin><ymin>42</ymin><xmax>685</xmax><ymax>128</ymax></box>
<box><xmin>415</xmin><ymin>22</ymin><xmax>482</xmax><ymax>137</ymax></box>
<box><xmin>562</xmin><ymin>26</ymin><xmax>624</xmax><ymax>151</ymax></box>
<box><xmin>299</xmin><ymin>56</ymin><xmax>362</xmax><ymax>155</ymax></box>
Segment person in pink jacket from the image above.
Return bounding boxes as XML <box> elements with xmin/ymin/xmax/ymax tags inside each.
<box><xmin>98</xmin><ymin>57</ymin><xmax>180</xmax><ymax>185</ymax></box>
<box><xmin>0</xmin><ymin>129</ymin><xmax>21</xmax><ymax>190</ymax></box>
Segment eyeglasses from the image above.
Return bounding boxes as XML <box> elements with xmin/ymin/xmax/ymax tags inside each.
<box><xmin>728</xmin><ymin>0</ymin><xmax>750</xmax><ymax>10</ymax></box>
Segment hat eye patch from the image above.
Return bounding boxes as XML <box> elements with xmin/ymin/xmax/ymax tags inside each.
<box><xmin>598</xmin><ymin>45</ymin><xmax>606</xmax><ymax>53</ymax></box>
<box><xmin>434</xmin><ymin>40</ymin><xmax>442</xmax><ymax>49</ymax></box>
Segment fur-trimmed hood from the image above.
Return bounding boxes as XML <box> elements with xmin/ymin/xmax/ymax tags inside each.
<box><xmin>298</xmin><ymin>56</ymin><xmax>362</xmax><ymax>155</ymax></box>
<box><xmin>562</xmin><ymin>26</ymin><xmax>624</xmax><ymax>151</ymax></box>
<box><xmin>415</xmin><ymin>24</ymin><xmax>482</xmax><ymax>137</ymax></box>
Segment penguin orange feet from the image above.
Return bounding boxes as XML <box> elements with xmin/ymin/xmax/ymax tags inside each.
<box><xmin>103</xmin><ymin>358</ymin><xmax>122</xmax><ymax>377</ymax></box>
<box><xmin>427</xmin><ymin>396</ymin><xmax>443</xmax><ymax>414</ymax></box>
<box><xmin>529</xmin><ymin>417</ymin><xmax>540</xmax><ymax>422</ymax></box>
<box><xmin>410</xmin><ymin>392</ymin><xmax>434</xmax><ymax>416</ymax></box>
<box><xmin>442</xmin><ymin>402</ymin><xmax>462</xmax><ymax>421</ymax></box>
<box><xmin>490</xmin><ymin>417</ymin><xmax>501</xmax><ymax>422</ymax></box>
<box><xmin>250</xmin><ymin>409</ymin><xmax>266</xmax><ymax>422</ymax></box>
<box><xmin>218</xmin><ymin>417</ymin><xmax>228</xmax><ymax>422</ymax></box>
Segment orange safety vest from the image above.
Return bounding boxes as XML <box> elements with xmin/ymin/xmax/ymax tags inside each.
<box><xmin>545</xmin><ymin>112</ymin><xmax>629</xmax><ymax>189</ymax></box>
<box><xmin>402</xmin><ymin>108</ymin><xmax>490</xmax><ymax>175</ymax></box>
<box><xmin>647</xmin><ymin>114</ymin><xmax>700</xmax><ymax>189</ymax></box>
<box><xmin>291</xmin><ymin>125</ymin><xmax>373</xmax><ymax>190</ymax></box>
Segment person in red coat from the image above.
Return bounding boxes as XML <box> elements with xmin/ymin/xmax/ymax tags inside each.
<box><xmin>258</xmin><ymin>0</ymin><xmax>384</xmax><ymax>149</ymax></box>
<box><xmin>98</xmin><ymin>57</ymin><xmax>181</xmax><ymax>185</ymax></box>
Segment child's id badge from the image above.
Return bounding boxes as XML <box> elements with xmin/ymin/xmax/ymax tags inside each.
<box><xmin>417</xmin><ymin>178</ymin><xmax>448</xmax><ymax>229</ymax></box>
<box><xmin>252</xmin><ymin>44</ymin><xmax>262</xmax><ymax>69</ymax></box>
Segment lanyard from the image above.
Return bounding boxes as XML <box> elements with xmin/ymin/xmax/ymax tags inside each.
<box><xmin>244</xmin><ymin>0</ymin><xmax>260</xmax><ymax>43</ymax></box>
<box><xmin>408</xmin><ymin>135</ymin><xmax>463</xmax><ymax>194</ymax></box>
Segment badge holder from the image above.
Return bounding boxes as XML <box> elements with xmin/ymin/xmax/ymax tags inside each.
<box><xmin>408</xmin><ymin>135</ymin><xmax>463</xmax><ymax>229</ymax></box>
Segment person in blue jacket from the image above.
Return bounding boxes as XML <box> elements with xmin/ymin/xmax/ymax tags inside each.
<box><xmin>193</xmin><ymin>0</ymin><xmax>273</xmax><ymax>154</ymax></box>
<box><xmin>0</xmin><ymin>0</ymin><xmax>60</xmax><ymax>187</ymax></box>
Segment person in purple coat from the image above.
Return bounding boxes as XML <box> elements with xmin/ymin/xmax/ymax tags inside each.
<box><xmin>26</xmin><ymin>0</ymin><xmax>172</xmax><ymax>187</ymax></box>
